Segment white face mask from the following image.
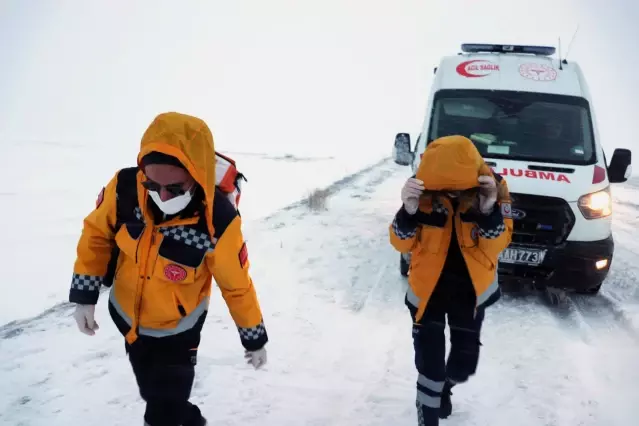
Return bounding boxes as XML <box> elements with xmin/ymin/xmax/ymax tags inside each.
<box><xmin>149</xmin><ymin>187</ymin><xmax>193</xmax><ymax>215</ymax></box>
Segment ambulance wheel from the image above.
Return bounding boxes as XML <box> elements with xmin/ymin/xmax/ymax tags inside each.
<box><xmin>400</xmin><ymin>254</ymin><xmax>409</xmax><ymax>277</ymax></box>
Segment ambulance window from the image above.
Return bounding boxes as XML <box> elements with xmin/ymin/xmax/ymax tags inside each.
<box><xmin>427</xmin><ymin>89</ymin><xmax>596</xmax><ymax>165</ymax></box>
<box><xmin>441</xmin><ymin>98</ymin><xmax>495</xmax><ymax>118</ymax></box>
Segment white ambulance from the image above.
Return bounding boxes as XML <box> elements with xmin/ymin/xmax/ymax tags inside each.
<box><xmin>393</xmin><ymin>43</ymin><xmax>632</xmax><ymax>294</ymax></box>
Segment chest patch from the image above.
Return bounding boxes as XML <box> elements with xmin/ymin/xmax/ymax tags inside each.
<box><xmin>164</xmin><ymin>264</ymin><xmax>187</xmax><ymax>282</ymax></box>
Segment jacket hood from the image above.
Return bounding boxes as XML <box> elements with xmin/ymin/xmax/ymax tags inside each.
<box><xmin>416</xmin><ymin>135</ymin><xmax>493</xmax><ymax>191</ymax></box>
<box><xmin>137</xmin><ymin>112</ymin><xmax>216</xmax><ymax>237</ymax></box>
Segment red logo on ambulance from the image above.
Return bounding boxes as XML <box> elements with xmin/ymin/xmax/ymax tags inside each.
<box><xmin>456</xmin><ymin>60</ymin><xmax>499</xmax><ymax>78</ymax></box>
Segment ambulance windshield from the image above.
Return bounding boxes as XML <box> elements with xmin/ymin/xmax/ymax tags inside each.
<box><xmin>428</xmin><ymin>89</ymin><xmax>596</xmax><ymax>165</ymax></box>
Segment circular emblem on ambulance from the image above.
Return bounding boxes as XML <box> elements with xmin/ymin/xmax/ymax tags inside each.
<box><xmin>164</xmin><ymin>264</ymin><xmax>187</xmax><ymax>282</ymax></box>
<box><xmin>519</xmin><ymin>63</ymin><xmax>557</xmax><ymax>81</ymax></box>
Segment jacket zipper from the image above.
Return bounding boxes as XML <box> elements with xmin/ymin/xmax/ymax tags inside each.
<box><xmin>138</xmin><ymin>229</ymin><xmax>157</xmax><ymax>319</ymax></box>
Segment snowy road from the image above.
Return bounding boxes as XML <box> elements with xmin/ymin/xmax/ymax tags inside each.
<box><xmin>2</xmin><ymin>160</ymin><xmax>639</xmax><ymax>425</ymax></box>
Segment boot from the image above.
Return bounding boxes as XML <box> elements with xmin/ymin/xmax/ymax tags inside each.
<box><xmin>185</xmin><ymin>417</ymin><xmax>207</xmax><ymax>426</ymax></box>
<box><xmin>184</xmin><ymin>405</ymin><xmax>207</xmax><ymax>426</ymax></box>
<box><xmin>439</xmin><ymin>381</ymin><xmax>454</xmax><ymax>419</ymax></box>
<box><xmin>416</xmin><ymin>400</ymin><xmax>439</xmax><ymax>426</ymax></box>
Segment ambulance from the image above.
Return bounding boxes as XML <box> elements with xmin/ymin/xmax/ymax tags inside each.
<box><xmin>393</xmin><ymin>43</ymin><xmax>632</xmax><ymax>294</ymax></box>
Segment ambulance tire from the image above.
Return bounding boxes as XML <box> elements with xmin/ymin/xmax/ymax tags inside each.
<box><xmin>400</xmin><ymin>254</ymin><xmax>409</xmax><ymax>277</ymax></box>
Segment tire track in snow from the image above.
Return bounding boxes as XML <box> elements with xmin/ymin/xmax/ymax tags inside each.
<box><xmin>319</xmin><ymin>166</ymin><xmax>417</xmax><ymax>426</ymax></box>
<box><xmin>255</xmin><ymin>158</ymin><xmax>413</xmax><ymax>425</ymax></box>
<box><xmin>553</xmin><ymin>195</ymin><xmax>639</xmax><ymax>344</ymax></box>
<box><xmin>469</xmin><ymin>188</ymin><xmax>639</xmax><ymax>425</ymax></box>
<box><xmin>472</xmin><ymin>295</ymin><xmax>609</xmax><ymax>426</ymax></box>
<box><xmin>197</xmin><ymin>158</ymin><xmax>412</xmax><ymax>425</ymax></box>
<box><xmin>518</xmin><ymin>188</ymin><xmax>639</xmax><ymax>352</ymax></box>
<box><xmin>518</xmin><ymin>281</ymin><xmax>639</xmax><ymax>425</ymax></box>
<box><xmin>570</xmin><ymin>293</ymin><xmax>639</xmax><ymax>344</ymax></box>
<box><xmin>327</xmin><ymin>258</ymin><xmax>412</xmax><ymax>426</ymax></box>
<box><xmin>542</xmin><ymin>295</ymin><xmax>596</xmax><ymax>344</ymax></box>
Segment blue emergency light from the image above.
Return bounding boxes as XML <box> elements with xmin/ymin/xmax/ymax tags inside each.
<box><xmin>461</xmin><ymin>43</ymin><xmax>556</xmax><ymax>56</ymax></box>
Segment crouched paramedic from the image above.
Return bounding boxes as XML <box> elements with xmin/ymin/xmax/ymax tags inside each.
<box><xmin>389</xmin><ymin>135</ymin><xmax>513</xmax><ymax>425</ymax></box>
<box><xmin>68</xmin><ymin>112</ymin><xmax>268</xmax><ymax>426</ymax></box>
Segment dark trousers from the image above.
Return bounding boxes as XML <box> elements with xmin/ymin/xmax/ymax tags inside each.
<box><xmin>407</xmin><ymin>279</ymin><xmax>485</xmax><ymax>425</ymax></box>
<box><xmin>126</xmin><ymin>338</ymin><xmax>204</xmax><ymax>426</ymax></box>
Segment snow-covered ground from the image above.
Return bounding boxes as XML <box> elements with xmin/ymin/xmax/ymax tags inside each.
<box><xmin>2</xmin><ymin>158</ymin><xmax>639</xmax><ymax>425</ymax></box>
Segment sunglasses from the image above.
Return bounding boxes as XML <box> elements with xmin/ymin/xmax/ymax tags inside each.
<box><xmin>141</xmin><ymin>179</ymin><xmax>191</xmax><ymax>197</ymax></box>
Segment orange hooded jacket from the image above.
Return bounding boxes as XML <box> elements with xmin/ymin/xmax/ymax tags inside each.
<box><xmin>69</xmin><ymin>112</ymin><xmax>267</xmax><ymax>350</ymax></box>
<box><xmin>389</xmin><ymin>135</ymin><xmax>513</xmax><ymax>322</ymax></box>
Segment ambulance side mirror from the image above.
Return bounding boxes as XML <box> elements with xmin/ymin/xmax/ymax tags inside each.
<box><xmin>393</xmin><ymin>133</ymin><xmax>414</xmax><ymax>166</ymax></box>
<box><xmin>608</xmin><ymin>148</ymin><xmax>632</xmax><ymax>183</ymax></box>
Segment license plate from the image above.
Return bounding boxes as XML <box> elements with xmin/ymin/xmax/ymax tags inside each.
<box><xmin>499</xmin><ymin>247</ymin><xmax>547</xmax><ymax>266</ymax></box>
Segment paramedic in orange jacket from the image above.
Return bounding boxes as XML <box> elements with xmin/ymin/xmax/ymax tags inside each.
<box><xmin>389</xmin><ymin>135</ymin><xmax>513</xmax><ymax>426</ymax></box>
<box><xmin>69</xmin><ymin>112</ymin><xmax>268</xmax><ymax>426</ymax></box>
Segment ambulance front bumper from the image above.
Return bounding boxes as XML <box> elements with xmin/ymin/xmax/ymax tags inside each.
<box><xmin>497</xmin><ymin>235</ymin><xmax>614</xmax><ymax>292</ymax></box>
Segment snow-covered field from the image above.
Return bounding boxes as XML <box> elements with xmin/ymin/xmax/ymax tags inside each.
<box><xmin>2</xmin><ymin>154</ymin><xmax>639</xmax><ymax>425</ymax></box>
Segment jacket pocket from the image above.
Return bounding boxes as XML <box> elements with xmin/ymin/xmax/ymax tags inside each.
<box><xmin>115</xmin><ymin>224</ymin><xmax>144</xmax><ymax>258</ymax></box>
<box><xmin>113</xmin><ymin>224</ymin><xmax>145</xmax><ymax>283</ymax></box>
<box><xmin>410</xmin><ymin>226</ymin><xmax>444</xmax><ymax>274</ymax></box>
<box><xmin>152</xmin><ymin>255</ymin><xmax>198</xmax><ymax>319</ymax></box>
<box><xmin>417</xmin><ymin>225</ymin><xmax>445</xmax><ymax>254</ymax></box>
<box><xmin>464</xmin><ymin>246</ymin><xmax>496</xmax><ymax>273</ymax></box>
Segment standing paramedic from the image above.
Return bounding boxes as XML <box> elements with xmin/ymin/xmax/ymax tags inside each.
<box><xmin>68</xmin><ymin>112</ymin><xmax>268</xmax><ymax>426</ymax></box>
<box><xmin>389</xmin><ymin>135</ymin><xmax>513</xmax><ymax>425</ymax></box>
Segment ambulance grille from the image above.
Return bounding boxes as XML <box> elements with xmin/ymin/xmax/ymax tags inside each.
<box><xmin>508</xmin><ymin>193</ymin><xmax>575</xmax><ymax>246</ymax></box>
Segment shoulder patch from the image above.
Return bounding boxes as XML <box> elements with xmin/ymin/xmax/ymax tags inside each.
<box><xmin>96</xmin><ymin>187</ymin><xmax>105</xmax><ymax>208</ymax></box>
<box><xmin>238</xmin><ymin>242</ymin><xmax>249</xmax><ymax>268</ymax></box>
<box><xmin>501</xmin><ymin>202</ymin><xmax>512</xmax><ymax>219</ymax></box>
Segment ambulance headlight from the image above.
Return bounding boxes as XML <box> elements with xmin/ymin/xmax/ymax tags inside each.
<box><xmin>578</xmin><ymin>188</ymin><xmax>612</xmax><ymax>219</ymax></box>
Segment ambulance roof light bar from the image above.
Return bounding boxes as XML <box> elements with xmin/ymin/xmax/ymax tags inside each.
<box><xmin>461</xmin><ymin>43</ymin><xmax>556</xmax><ymax>56</ymax></box>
